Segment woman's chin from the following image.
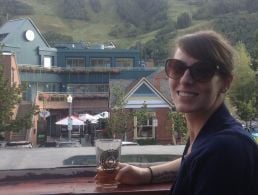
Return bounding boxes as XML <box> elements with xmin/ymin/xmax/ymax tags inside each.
<box><xmin>175</xmin><ymin>105</ymin><xmax>194</xmax><ymax>113</ymax></box>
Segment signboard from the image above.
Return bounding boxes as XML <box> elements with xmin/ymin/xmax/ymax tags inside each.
<box><xmin>68</xmin><ymin>117</ymin><xmax>73</xmax><ymax>131</ymax></box>
<box><xmin>39</xmin><ymin>110</ymin><xmax>50</xmax><ymax>119</ymax></box>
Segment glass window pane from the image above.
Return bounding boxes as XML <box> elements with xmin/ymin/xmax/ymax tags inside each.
<box><xmin>90</xmin><ymin>58</ymin><xmax>111</xmax><ymax>67</ymax></box>
<box><xmin>115</xmin><ymin>58</ymin><xmax>133</xmax><ymax>67</ymax></box>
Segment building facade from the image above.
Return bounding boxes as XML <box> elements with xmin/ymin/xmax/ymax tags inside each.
<box><xmin>0</xmin><ymin>18</ymin><xmax>174</xmax><ymax>145</ymax></box>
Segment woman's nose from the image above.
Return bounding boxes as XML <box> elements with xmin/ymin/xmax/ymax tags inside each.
<box><xmin>179</xmin><ymin>69</ymin><xmax>194</xmax><ymax>84</ymax></box>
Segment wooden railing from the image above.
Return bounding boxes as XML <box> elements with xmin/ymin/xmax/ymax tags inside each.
<box><xmin>0</xmin><ymin>167</ymin><xmax>171</xmax><ymax>195</ymax></box>
<box><xmin>0</xmin><ymin>177</ymin><xmax>171</xmax><ymax>195</ymax></box>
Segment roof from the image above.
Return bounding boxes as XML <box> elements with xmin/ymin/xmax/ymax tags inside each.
<box><xmin>109</xmin><ymin>68</ymin><xmax>174</xmax><ymax>109</ymax></box>
<box><xmin>124</xmin><ymin>77</ymin><xmax>173</xmax><ymax>109</ymax></box>
<box><xmin>146</xmin><ymin>68</ymin><xmax>172</xmax><ymax>103</ymax></box>
<box><xmin>109</xmin><ymin>79</ymin><xmax>134</xmax><ymax>107</ymax></box>
<box><xmin>0</xmin><ymin>18</ymin><xmax>50</xmax><ymax>47</ymax></box>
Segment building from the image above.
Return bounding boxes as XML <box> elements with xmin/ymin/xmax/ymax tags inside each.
<box><xmin>0</xmin><ymin>18</ymin><xmax>175</xmax><ymax>145</ymax></box>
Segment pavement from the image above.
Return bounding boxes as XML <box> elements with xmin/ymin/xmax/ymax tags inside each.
<box><xmin>0</xmin><ymin>145</ymin><xmax>185</xmax><ymax>170</ymax></box>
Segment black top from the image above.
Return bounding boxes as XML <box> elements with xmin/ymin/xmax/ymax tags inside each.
<box><xmin>170</xmin><ymin>104</ymin><xmax>258</xmax><ymax>195</ymax></box>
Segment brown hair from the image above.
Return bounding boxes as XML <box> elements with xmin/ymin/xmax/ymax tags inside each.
<box><xmin>176</xmin><ymin>30</ymin><xmax>235</xmax><ymax>77</ymax></box>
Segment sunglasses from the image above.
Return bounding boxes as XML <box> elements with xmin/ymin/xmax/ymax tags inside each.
<box><xmin>165</xmin><ymin>58</ymin><xmax>222</xmax><ymax>82</ymax></box>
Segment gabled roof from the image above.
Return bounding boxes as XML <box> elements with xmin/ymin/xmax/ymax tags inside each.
<box><xmin>109</xmin><ymin>68</ymin><xmax>174</xmax><ymax>109</ymax></box>
<box><xmin>146</xmin><ymin>68</ymin><xmax>172</xmax><ymax>103</ymax></box>
<box><xmin>109</xmin><ymin>79</ymin><xmax>134</xmax><ymax>107</ymax></box>
<box><xmin>124</xmin><ymin>77</ymin><xmax>174</xmax><ymax>109</ymax></box>
<box><xmin>0</xmin><ymin>18</ymin><xmax>50</xmax><ymax>47</ymax></box>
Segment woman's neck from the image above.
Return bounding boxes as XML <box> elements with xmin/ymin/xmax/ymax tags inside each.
<box><xmin>185</xmin><ymin>103</ymin><xmax>221</xmax><ymax>144</ymax></box>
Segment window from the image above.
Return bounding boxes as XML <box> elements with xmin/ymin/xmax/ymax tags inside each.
<box><xmin>42</xmin><ymin>83</ymin><xmax>59</xmax><ymax>92</ymax></box>
<box><xmin>0</xmin><ymin>33</ymin><xmax>8</xmax><ymax>41</ymax></box>
<box><xmin>44</xmin><ymin>56</ymin><xmax>53</xmax><ymax>69</ymax></box>
<box><xmin>90</xmin><ymin>58</ymin><xmax>111</xmax><ymax>67</ymax></box>
<box><xmin>134</xmin><ymin>113</ymin><xmax>156</xmax><ymax>139</ymax></box>
<box><xmin>115</xmin><ymin>58</ymin><xmax>133</xmax><ymax>67</ymax></box>
<box><xmin>66</xmin><ymin>58</ymin><xmax>85</xmax><ymax>68</ymax></box>
<box><xmin>67</xmin><ymin>84</ymin><xmax>109</xmax><ymax>93</ymax></box>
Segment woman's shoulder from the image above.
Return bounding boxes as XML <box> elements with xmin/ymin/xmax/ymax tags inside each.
<box><xmin>192</xmin><ymin>125</ymin><xmax>256</xmax><ymax>156</ymax></box>
<box><xmin>212</xmin><ymin>126</ymin><xmax>255</xmax><ymax>146</ymax></box>
<box><xmin>196</xmin><ymin>127</ymin><xmax>258</xmax><ymax>160</ymax></box>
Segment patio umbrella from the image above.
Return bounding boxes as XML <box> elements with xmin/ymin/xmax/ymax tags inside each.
<box><xmin>94</xmin><ymin>111</ymin><xmax>109</xmax><ymax>119</ymax></box>
<box><xmin>78</xmin><ymin>113</ymin><xmax>97</xmax><ymax>122</ymax></box>
<box><xmin>55</xmin><ymin>115</ymin><xmax>84</xmax><ymax>126</ymax></box>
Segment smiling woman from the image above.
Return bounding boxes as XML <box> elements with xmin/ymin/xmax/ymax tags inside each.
<box><xmin>109</xmin><ymin>30</ymin><xmax>258</xmax><ymax>195</ymax></box>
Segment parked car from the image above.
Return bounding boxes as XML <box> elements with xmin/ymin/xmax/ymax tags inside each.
<box><xmin>250</xmin><ymin>127</ymin><xmax>258</xmax><ymax>144</ymax></box>
<box><xmin>122</xmin><ymin>141</ymin><xmax>139</xmax><ymax>146</ymax></box>
<box><xmin>5</xmin><ymin>141</ymin><xmax>32</xmax><ymax>148</ymax></box>
<box><xmin>56</xmin><ymin>141</ymin><xmax>81</xmax><ymax>148</ymax></box>
<box><xmin>39</xmin><ymin>141</ymin><xmax>57</xmax><ymax>147</ymax></box>
<box><xmin>0</xmin><ymin>141</ymin><xmax>6</xmax><ymax>148</ymax></box>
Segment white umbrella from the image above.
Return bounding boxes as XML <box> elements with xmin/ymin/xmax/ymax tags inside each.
<box><xmin>55</xmin><ymin>115</ymin><xmax>84</xmax><ymax>126</ymax></box>
<box><xmin>78</xmin><ymin>113</ymin><xmax>97</xmax><ymax>122</ymax></box>
<box><xmin>94</xmin><ymin>111</ymin><xmax>109</xmax><ymax>119</ymax></box>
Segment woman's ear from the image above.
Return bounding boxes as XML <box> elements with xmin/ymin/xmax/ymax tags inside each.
<box><xmin>222</xmin><ymin>75</ymin><xmax>233</xmax><ymax>93</ymax></box>
<box><xmin>221</xmin><ymin>88</ymin><xmax>228</xmax><ymax>93</ymax></box>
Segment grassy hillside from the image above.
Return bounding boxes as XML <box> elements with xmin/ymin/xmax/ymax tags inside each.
<box><xmin>15</xmin><ymin>0</ymin><xmax>207</xmax><ymax>48</ymax></box>
<box><xmin>5</xmin><ymin>0</ymin><xmax>258</xmax><ymax>59</ymax></box>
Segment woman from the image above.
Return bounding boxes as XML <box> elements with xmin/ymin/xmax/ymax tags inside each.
<box><xmin>97</xmin><ymin>30</ymin><xmax>258</xmax><ymax>194</ymax></box>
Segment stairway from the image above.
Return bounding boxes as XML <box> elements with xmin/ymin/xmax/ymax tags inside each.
<box><xmin>10</xmin><ymin>101</ymin><xmax>33</xmax><ymax>141</ymax></box>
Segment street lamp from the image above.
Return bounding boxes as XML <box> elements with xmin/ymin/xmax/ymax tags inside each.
<box><xmin>67</xmin><ymin>95</ymin><xmax>73</xmax><ymax>141</ymax></box>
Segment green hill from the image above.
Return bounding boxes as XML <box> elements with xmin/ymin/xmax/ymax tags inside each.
<box><xmin>2</xmin><ymin>0</ymin><xmax>204</xmax><ymax>47</ymax></box>
<box><xmin>1</xmin><ymin>0</ymin><xmax>258</xmax><ymax>63</ymax></box>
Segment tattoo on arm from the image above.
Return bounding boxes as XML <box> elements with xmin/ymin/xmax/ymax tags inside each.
<box><xmin>152</xmin><ymin>170</ymin><xmax>177</xmax><ymax>183</ymax></box>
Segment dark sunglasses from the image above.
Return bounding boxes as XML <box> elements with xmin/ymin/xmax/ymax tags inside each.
<box><xmin>165</xmin><ymin>58</ymin><xmax>222</xmax><ymax>82</ymax></box>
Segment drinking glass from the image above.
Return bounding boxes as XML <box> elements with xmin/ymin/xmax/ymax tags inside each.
<box><xmin>95</xmin><ymin>139</ymin><xmax>122</xmax><ymax>188</ymax></box>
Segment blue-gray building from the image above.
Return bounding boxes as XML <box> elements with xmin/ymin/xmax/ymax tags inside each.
<box><xmin>0</xmin><ymin>18</ymin><xmax>154</xmax><ymax>102</ymax></box>
<box><xmin>1</xmin><ymin>18</ymin><xmax>171</xmax><ymax>143</ymax></box>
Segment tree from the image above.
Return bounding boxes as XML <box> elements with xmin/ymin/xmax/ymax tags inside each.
<box><xmin>107</xmin><ymin>87</ymin><xmax>132</xmax><ymax>140</ymax></box>
<box><xmin>58</xmin><ymin>0</ymin><xmax>88</xmax><ymax>20</ymax></box>
<box><xmin>0</xmin><ymin>63</ymin><xmax>37</xmax><ymax>134</ymax></box>
<box><xmin>250</xmin><ymin>29</ymin><xmax>258</xmax><ymax>71</ymax></box>
<box><xmin>213</xmin><ymin>13</ymin><xmax>258</xmax><ymax>53</ymax></box>
<box><xmin>133</xmin><ymin>102</ymin><xmax>150</xmax><ymax>127</ymax></box>
<box><xmin>176</xmin><ymin>12</ymin><xmax>192</xmax><ymax>29</ymax></box>
<box><xmin>168</xmin><ymin>111</ymin><xmax>187</xmax><ymax>145</ymax></box>
<box><xmin>89</xmin><ymin>0</ymin><xmax>102</xmax><ymax>13</ymax></box>
<box><xmin>229</xmin><ymin>42</ymin><xmax>257</xmax><ymax>126</ymax></box>
<box><xmin>114</xmin><ymin>0</ymin><xmax>168</xmax><ymax>33</ymax></box>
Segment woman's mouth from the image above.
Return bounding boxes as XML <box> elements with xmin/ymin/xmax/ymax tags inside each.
<box><xmin>177</xmin><ymin>91</ymin><xmax>198</xmax><ymax>97</ymax></box>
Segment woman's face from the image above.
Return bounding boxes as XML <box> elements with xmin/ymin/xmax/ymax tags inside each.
<box><xmin>169</xmin><ymin>48</ymin><xmax>228</xmax><ymax>114</ymax></box>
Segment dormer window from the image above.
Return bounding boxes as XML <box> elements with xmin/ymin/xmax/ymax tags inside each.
<box><xmin>44</xmin><ymin>56</ymin><xmax>53</xmax><ymax>69</ymax></box>
<box><xmin>0</xmin><ymin>33</ymin><xmax>8</xmax><ymax>41</ymax></box>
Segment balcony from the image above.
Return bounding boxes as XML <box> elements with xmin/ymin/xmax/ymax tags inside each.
<box><xmin>18</xmin><ymin>64</ymin><xmax>160</xmax><ymax>74</ymax></box>
<box><xmin>36</xmin><ymin>92</ymin><xmax>109</xmax><ymax>110</ymax></box>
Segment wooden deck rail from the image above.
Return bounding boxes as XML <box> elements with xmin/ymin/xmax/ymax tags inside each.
<box><xmin>0</xmin><ymin>176</ymin><xmax>171</xmax><ymax>195</ymax></box>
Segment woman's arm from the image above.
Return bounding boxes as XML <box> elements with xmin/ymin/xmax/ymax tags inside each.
<box><xmin>115</xmin><ymin>158</ymin><xmax>181</xmax><ymax>185</ymax></box>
